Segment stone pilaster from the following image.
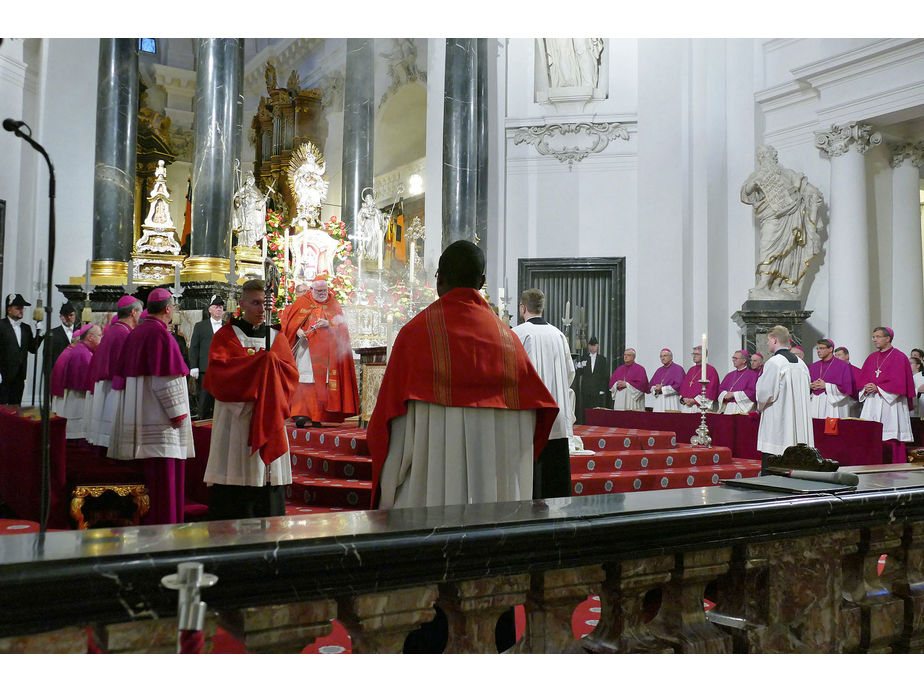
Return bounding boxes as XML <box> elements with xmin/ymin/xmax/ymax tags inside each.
<box><xmin>91</xmin><ymin>38</ymin><xmax>139</xmax><ymax>282</ymax></box>
<box><xmin>814</xmin><ymin>121</ymin><xmax>882</xmax><ymax>357</ymax></box>
<box><xmin>341</xmin><ymin>38</ymin><xmax>375</xmax><ymax>237</ymax></box>
<box><xmin>888</xmin><ymin>142</ymin><xmax>924</xmax><ymax>350</ymax></box>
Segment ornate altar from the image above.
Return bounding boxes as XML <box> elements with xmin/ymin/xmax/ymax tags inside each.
<box><xmin>131</xmin><ymin>160</ymin><xmax>185</xmax><ymax>284</ymax></box>
<box><xmin>252</xmin><ymin>63</ymin><xmax>325</xmax><ymax>218</ymax></box>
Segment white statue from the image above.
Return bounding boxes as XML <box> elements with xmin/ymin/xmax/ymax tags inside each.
<box><xmin>741</xmin><ymin>145</ymin><xmax>825</xmax><ymax>298</ymax></box>
<box><xmin>544</xmin><ymin>39</ymin><xmax>604</xmax><ymax>89</ymax></box>
<box><xmin>355</xmin><ymin>189</ymin><xmax>386</xmax><ymax>264</ymax></box>
<box><xmin>287</xmin><ymin>141</ymin><xmax>329</xmax><ymax>228</ymax></box>
<box><xmin>231</xmin><ymin>172</ymin><xmax>268</xmax><ymax>248</ymax></box>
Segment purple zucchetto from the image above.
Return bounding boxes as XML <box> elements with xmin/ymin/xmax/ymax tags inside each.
<box><xmin>117</xmin><ymin>295</ymin><xmax>138</xmax><ymax>308</ymax></box>
<box><xmin>147</xmin><ymin>288</ymin><xmax>172</xmax><ymax>305</ymax></box>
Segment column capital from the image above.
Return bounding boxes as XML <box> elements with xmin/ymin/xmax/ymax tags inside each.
<box><xmin>887</xmin><ymin>142</ymin><xmax>924</xmax><ymax>169</ymax></box>
<box><xmin>814</xmin><ymin>122</ymin><xmax>882</xmax><ymax>158</ymax></box>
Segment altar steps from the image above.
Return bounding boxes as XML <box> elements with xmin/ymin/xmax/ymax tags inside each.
<box><xmin>280</xmin><ymin>421</ymin><xmax>762</xmax><ymax>514</ymax></box>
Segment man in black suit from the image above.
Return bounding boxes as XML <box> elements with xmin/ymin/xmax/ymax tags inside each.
<box><xmin>577</xmin><ymin>336</ymin><xmax>611</xmax><ymax>414</ymax></box>
<box><xmin>0</xmin><ymin>293</ymin><xmax>44</xmax><ymax>405</ymax></box>
<box><xmin>48</xmin><ymin>302</ymin><xmax>77</xmax><ymax>368</ymax></box>
<box><xmin>189</xmin><ymin>294</ymin><xmax>224</xmax><ymax>419</ymax></box>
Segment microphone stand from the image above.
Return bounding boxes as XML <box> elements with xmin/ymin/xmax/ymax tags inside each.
<box><xmin>6</xmin><ymin>121</ymin><xmax>55</xmax><ymax>534</ymax></box>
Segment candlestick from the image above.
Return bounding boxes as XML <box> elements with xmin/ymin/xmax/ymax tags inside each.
<box><xmin>701</xmin><ymin>332</ymin><xmax>707</xmax><ymax>381</ymax></box>
<box><xmin>690</xmin><ymin>380</ymin><xmax>712</xmax><ymax>447</ymax></box>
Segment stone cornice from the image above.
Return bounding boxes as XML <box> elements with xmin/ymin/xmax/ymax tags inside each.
<box><xmin>243</xmin><ymin>38</ymin><xmax>321</xmax><ymax>96</ymax></box>
<box><xmin>153</xmin><ymin>63</ymin><xmax>195</xmax><ymax>95</ymax></box>
<box><xmin>814</xmin><ymin>121</ymin><xmax>883</xmax><ymax>158</ymax></box>
<box><xmin>790</xmin><ymin>38</ymin><xmax>924</xmax><ymax>88</ymax></box>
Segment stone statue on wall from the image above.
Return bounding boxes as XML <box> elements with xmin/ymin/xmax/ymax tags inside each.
<box><xmin>544</xmin><ymin>39</ymin><xmax>604</xmax><ymax>89</ymax></box>
<box><xmin>265</xmin><ymin>61</ymin><xmax>278</xmax><ymax>92</ymax></box>
<box><xmin>741</xmin><ymin>145</ymin><xmax>825</xmax><ymax>299</ymax></box>
<box><xmin>231</xmin><ymin>172</ymin><xmax>268</xmax><ymax>248</ymax></box>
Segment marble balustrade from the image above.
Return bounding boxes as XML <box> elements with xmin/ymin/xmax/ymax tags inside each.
<box><xmin>1</xmin><ymin>472</ymin><xmax>923</xmax><ymax>654</ymax></box>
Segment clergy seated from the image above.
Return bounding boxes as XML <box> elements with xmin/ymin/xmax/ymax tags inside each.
<box><xmin>808</xmin><ymin>339</ymin><xmax>855</xmax><ymax>419</ymax></box>
<box><xmin>648</xmin><ymin>348</ymin><xmax>685</xmax><ymax>413</ymax></box>
<box><xmin>678</xmin><ymin>345</ymin><xmax>719</xmax><ymax>413</ymax></box>
<box><xmin>717</xmin><ymin>350</ymin><xmax>758</xmax><ymax>414</ymax></box>
<box><xmin>609</xmin><ymin>348</ymin><xmax>648</xmax><ymax>411</ymax></box>
<box><xmin>857</xmin><ymin>327</ymin><xmax>915</xmax><ymax>460</ymax></box>
<box><xmin>50</xmin><ymin>324</ymin><xmax>101</xmax><ymax>439</ymax></box>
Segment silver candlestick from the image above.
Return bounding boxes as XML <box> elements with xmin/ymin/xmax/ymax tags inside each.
<box><xmin>690</xmin><ymin>380</ymin><xmax>712</xmax><ymax>447</ymax></box>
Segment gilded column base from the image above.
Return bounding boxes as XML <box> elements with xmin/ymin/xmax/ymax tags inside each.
<box><xmin>69</xmin><ymin>260</ymin><xmax>128</xmax><ymax>286</ymax></box>
<box><xmin>181</xmin><ymin>256</ymin><xmax>232</xmax><ymax>283</ymax></box>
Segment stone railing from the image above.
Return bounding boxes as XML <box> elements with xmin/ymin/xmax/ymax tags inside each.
<box><xmin>1</xmin><ymin>472</ymin><xmax>923</xmax><ymax>653</ymax></box>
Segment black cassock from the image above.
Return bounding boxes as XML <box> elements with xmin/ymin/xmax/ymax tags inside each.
<box><xmin>577</xmin><ymin>352</ymin><xmax>611</xmax><ymax>413</ymax></box>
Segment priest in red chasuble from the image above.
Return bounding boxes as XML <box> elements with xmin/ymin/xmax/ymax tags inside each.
<box><xmin>280</xmin><ymin>273</ymin><xmax>358</xmax><ymax>427</ymax></box>
<box><xmin>368</xmin><ymin>240</ymin><xmax>559</xmax><ymax>510</ymax></box>
<box><xmin>204</xmin><ymin>279</ymin><xmax>299</xmax><ymax>521</ymax></box>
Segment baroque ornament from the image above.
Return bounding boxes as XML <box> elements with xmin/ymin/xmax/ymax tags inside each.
<box><xmin>513</xmin><ymin>122</ymin><xmax>629</xmax><ymax>170</ymax></box>
<box><xmin>814</xmin><ymin>121</ymin><xmax>882</xmax><ymax>158</ymax></box>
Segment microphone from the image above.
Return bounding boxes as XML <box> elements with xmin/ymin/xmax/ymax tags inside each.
<box><xmin>3</xmin><ymin>118</ymin><xmax>25</xmax><ymax>132</ymax></box>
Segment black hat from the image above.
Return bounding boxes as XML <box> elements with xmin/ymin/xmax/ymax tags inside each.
<box><xmin>5</xmin><ymin>293</ymin><xmax>30</xmax><ymax>309</ymax></box>
<box><xmin>59</xmin><ymin>301</ymin><xmax>76</xmax><ymax>315</ymax></box>
<box><xmin>588</xmin><ymin>336</ymin><xmax>598</xmax><ymax>345</ymax></box>
<box><xmin>209</xmin><ymin>294</ymin><xmax>225</xmax><ymax>307</ymax></box>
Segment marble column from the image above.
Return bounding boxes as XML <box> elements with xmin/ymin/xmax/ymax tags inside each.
<box><xmin>815</xmin><ymin>122</ymin><xmax>882</xmax><ymax>358</ymax></box>
<box><xmin>341</xmin><ymin>39</ymin><xmax>374</xmax><ymax>237</ymax></box>
<box><xmin>442</xmin><ymin>39</ymin><xmax>480</xmax><ymax>248</ymax></box>
<box><xmin>91</xmin><ymin>38</ymin><xmax>139</xmax><ymax>281</ymax></box>
<box><xmin>187</xmin><ymin>38</ymin><xmax>243</xmax><ymax>278</ymax></box>
<box><xmin>475</xmin><ymin>38</ymin><xmax>488</xmax><ymax>248</ymax></box>
<box><xmin>890</xmin><ymin>143</ymin><xmax>924</xmax><ymax>350</ymax></box>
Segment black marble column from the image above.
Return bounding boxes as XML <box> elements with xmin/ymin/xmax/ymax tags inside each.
<box><xmin>442</xmin><ymin>39</ymin><xmax>484</xmax><ymax>248</ymax></box>
<box><xmin>190</xmin><ymin>38</ymin><xmax>243</xmax><ymax>269</ymax></box>
<box><xmin>475</xmin><ymin>38</ymin><xmax>488</xmax><ymax>247</ymax></box>
<box><xmin>342</xmin><ymin>39</ymin><xmax>375</xmax><ymax>235</ymax></box>
<box><xmin>91</xmin><ymin>38</ymin><xmax>139</xmax><ymax>272</ymax></box>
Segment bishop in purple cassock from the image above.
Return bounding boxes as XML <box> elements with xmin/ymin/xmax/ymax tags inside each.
<box><xmin>808</xmin><ymin>338</ymin><xmax>855</xmax><ymax>419</ymax></box>
<box><xmin>717</xmin><ymin>350</ymin><xmax>759</xmax><ymax>414</ymax></box>
<box><xmin>857</xmin><ymin>326</ymin><xmax>915</xmax><ymax>462</ymax></box>
<box><xmin>679</xmin><ymin>345</ymin><xmax>720</xmax><ymax>413</ymax></box>
<box><xmin>648</xmin><ymin>348</ymin><xmax>686</xmax><ymax>412</ymax></box>
<box><xmin>50</xmin><ymin>323</ymin><xmax>101</xmax><ymax>439</ymax></box>
<box><xmin>84</xmin><ymin>295</ymin><xmax>143</xmax><ymax>448</ymax></box>
<box><xmin>609</xmin><ymin>347</ymin><xmax>648</xmax><ymax>411</ymax></box>
<box><xmin>108</xmin><ymin>288</ymin><xmax>193</xmax><ymax>525</ymax></box>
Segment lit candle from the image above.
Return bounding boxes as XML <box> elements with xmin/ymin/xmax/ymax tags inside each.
<box><xmin>701</xmin><ymin>332</ymin><xmax>707</xmax><ymax>381</ymax></box>
<box><xmin>284</xmin><ymin>228</ymin><xmax>289</xmax><ymax>270</ymax></box>
<box><xmin>565</xmin><ymin>300</ymin><xmax>571</xmax><ymax>321</ymax></box>
<box><xmin>409</xmin><ymin>240</ymin><xmax>416</xmax><ymax>285</ymax></box>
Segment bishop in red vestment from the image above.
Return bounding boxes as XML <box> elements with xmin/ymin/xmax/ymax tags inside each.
<box><xmin>280</xmin><ymin>274</ymin><xmax>358</xmax><ymax>426</ymax></box>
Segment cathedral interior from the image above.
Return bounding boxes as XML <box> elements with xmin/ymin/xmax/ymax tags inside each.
<box><xmin>1</xmin><ymin>30</ymin><xmax>924</xmax><ymax>665</ymax></box>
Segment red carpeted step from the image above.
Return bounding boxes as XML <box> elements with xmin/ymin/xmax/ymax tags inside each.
<box><xmin>288</xmin><ymin>424</ymin><xmax>369</xmax><ymax>456</ymax></box>
<box><xmin>571</xmin><ymin>460</ymin><xmax>762</xmax><ymax>495</ymax></box>
<box><xmin>183</xmin><ymin>501</ymin><xmax>209</xmax><ymax>521</ymax></box>
<box><xmin>289</xmin><ymin>451</ymin><xmax>373</xmax><ymax>481</ymax></box>
<box><xmin>570</xmin><ymin>446</ymin><xmax>734</xmax><ymax>474</ymax></box>
<box><xmin>573</xmin><ymin>424</ymin><xmax>677</xmax><ymax>451</ymax></box>
<box><xmin>288</xmin><ymin>475</ymin><xmax>374</xmax><ymax>509</ymax></box>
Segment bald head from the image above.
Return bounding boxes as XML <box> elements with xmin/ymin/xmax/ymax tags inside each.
<box><xmin>436</xmin><ymin>240</ymin><xmax>485</xmax><ymax>296</ymax></box>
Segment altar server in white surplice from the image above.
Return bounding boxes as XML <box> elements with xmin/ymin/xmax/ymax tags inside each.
<box><xmin>108</xmin><ymin>288</ymin><xmax>193</xmax><ymax>525</ymax></box>
<box><xmin>756</xmin><ymin>325</ymin><xmax>814</xmax><ymax>471</ymax></box>
<box><xmin>512</xmin><ymin>288</ymin><xmax>576</xmax><ymax>499</ymax></box>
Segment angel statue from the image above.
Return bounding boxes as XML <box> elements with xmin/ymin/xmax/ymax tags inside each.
<box><xmin>287</xmin><ymin>141</ymin><xmax>329</xmax><ymax>228</ymax></box>
<box><xmin>355</xmin><ymin>189</ymin><xmax>386</xmax><ymax>264</ymax></box>
<box><xmin>231</xmin><ymin>172</ymin><xmax>270</xmax><ymax>248</ymax></box>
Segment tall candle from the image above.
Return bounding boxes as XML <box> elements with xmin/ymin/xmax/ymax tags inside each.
<box><xmin>409</xmin><ymin>240</ymin><xmax>416</xmax><ymax>285</ymax></box>
<box><xmin>565</xmin><ymin>300</ymin><xmax>571</xmax><ymax>321</ymax></box>
<box><xmin>701</xmin><ymin>332</ymin><xmax>707</xmax><ymax>381</ymax></box>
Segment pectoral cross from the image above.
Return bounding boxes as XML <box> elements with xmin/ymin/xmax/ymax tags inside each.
<box><xmin>875</xmin><ymin>368</ymin><xmax>881</xmax><ymax>378</ymax></box>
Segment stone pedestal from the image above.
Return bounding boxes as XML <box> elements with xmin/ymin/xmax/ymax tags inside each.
<box><xmin>56</xmin><ymin>280</ymin><xmax>242</xmax><ymax>313</ymax></box>
<box><xmin>731</xmin><ymin>299</ymin><xmax>813</xmax><ymax>357</ymax></box>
